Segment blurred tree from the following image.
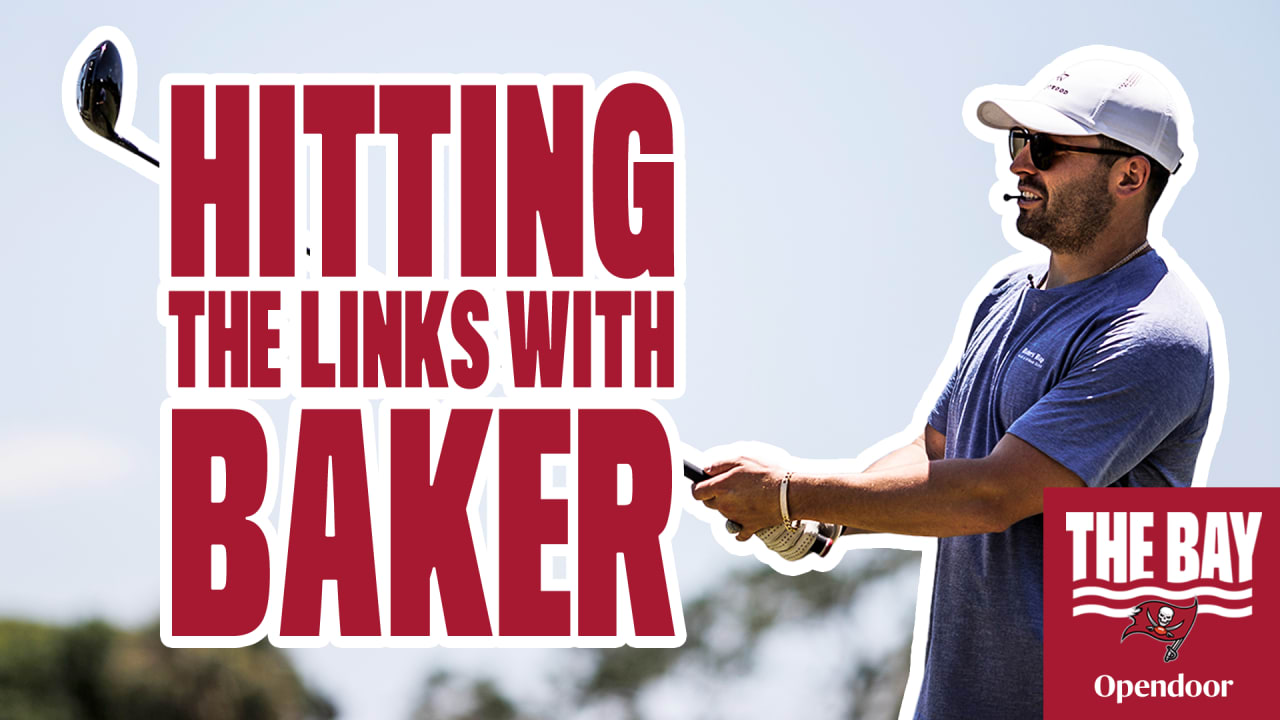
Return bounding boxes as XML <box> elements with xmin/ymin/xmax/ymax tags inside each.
<box><xmin>410</xmin><ymin>671</ymin><xmax>523</xmax><ymax>720</ymax></box>
<box><xmin>407</xmin><ymin>548</ymin><xmax>918</xmax><ymax>720</ymax></box>
<box><xmin>0</xmin><ymin>619</ymin><xmax>334</xmax><ymax>720</ymax></box>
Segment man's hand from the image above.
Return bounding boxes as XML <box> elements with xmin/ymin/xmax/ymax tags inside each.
<box><xmin>691</xmin><ymin>457</ymin><xmax>788</xmax><ymax>542</ymax></box>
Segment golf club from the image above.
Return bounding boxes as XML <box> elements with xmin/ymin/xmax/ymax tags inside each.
<box><xmin>77</xmin><ymin>40</ymin><xmax>159</xmax><ymax>167</ymax></box>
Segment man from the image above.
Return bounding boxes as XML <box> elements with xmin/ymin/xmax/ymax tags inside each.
<box><xmin>691</xmin><ymin>53</ymin><xmax>1215</xmax><ymax>719</ymax></box>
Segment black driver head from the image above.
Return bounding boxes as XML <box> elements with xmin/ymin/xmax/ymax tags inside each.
<box><xmin>77</xmin><ymin>40</ymin><xmax>124</xmax><ymax>140</ymax></box>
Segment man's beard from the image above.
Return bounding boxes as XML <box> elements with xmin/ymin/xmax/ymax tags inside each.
<box><xmin>1016</xmin><ymin>165</ymin><xmax>1115</xmax><ymax>254</ymax></box>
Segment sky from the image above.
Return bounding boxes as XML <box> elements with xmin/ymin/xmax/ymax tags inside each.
<box><xmin>2</xmin><ymin>1</ymin><xmax>1278</xmax><ymax>718</ymax></box>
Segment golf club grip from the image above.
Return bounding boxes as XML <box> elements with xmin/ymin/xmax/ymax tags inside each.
<box><xmin>683</xmin><ymin>459</ymin><xmax>835</xmax><ymax>557</ymax></box>
<box><xmin>683</xmin><ymin>459</ymin><xmax>711</xmax><ymax>484</ymax></box>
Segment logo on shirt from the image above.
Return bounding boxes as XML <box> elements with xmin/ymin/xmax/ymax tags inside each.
<box><xmin>1017</xmin><ymin>346</ymin><xmax>1046</xmax><ymax>368</ymax></box>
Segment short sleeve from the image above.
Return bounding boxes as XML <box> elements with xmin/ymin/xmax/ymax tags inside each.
<box><xmin>929</xmin><ymin>365</ymin><xmax>959</xmax><ymax>435</ymax></box>
<box><xmin>1006</xmin><ymin>323</ymin><xmax>1210</xmax><ymax>488</ymax></box>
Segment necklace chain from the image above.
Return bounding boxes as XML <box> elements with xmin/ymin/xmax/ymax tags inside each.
<box><xmin>1037</xmin><ymin>241</ymin><xmax>1151</xmax><ymax>290</ymax></box>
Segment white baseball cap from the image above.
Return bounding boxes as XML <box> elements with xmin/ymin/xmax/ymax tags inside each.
<box><xmin>976</xmin><ymin>58</ymin><xmax>1183</xmax><ymax>172</ymax></box>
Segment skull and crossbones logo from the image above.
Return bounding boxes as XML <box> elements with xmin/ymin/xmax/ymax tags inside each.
<box><xmin>1146</xmin><ymin>605</ymin><xmax>1184</xmax><ymax>638</ymax></box>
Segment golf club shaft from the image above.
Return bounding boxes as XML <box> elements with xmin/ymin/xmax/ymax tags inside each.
<box><xmin>115</xmin><ymin>135</ymin><xmax>159</xmax><ymax>166</ymax></box>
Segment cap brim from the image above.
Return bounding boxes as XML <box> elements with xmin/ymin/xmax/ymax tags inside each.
<box><xmin>977</xmin><ymin>98</ymin><xmax>1095</xmax><ymax>136</ymax></box>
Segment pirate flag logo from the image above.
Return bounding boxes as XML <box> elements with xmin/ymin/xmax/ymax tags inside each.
<box><xmin>1121</xmin><ymin>597</ymin><xmax>1199</xmax><ymax>662</ymax></box>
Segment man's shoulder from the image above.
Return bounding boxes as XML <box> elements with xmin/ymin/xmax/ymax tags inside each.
<box><xmin>1061</xmin><ymin>254</ymin><xmax>1214</xmax><ymax>408</ymax></box>
<box><xmin>1104</xmin><ymin>253</ymin><xmax>1211</xmax><ymax>356</ymax></box>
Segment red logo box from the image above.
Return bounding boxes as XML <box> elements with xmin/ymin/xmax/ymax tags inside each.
<box><xmin>1044</xmin><ymin>488</ymin><xmax>1276</xmax><ymax>719</ymax></box>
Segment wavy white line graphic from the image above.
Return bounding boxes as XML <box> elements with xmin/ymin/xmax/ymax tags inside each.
<box><xmin>1072</xmin><ymin>586</ymin><xmax>1252</xmax><ymax>601</ymax></box>
<box><xmin>1072</xmin><ymin>604</ymin><xmax>1253</xmax><ymax>618</ymax></box>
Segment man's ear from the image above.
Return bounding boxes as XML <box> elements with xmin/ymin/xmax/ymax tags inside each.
<box><xmin>1113</xmin><ymin>155</ymin><xmax>1150</xmax><ymax>200</ymax></box>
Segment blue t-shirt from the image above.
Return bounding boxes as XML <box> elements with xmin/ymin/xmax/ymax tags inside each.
<box><xmin>916</xmin><ymin>251</ymin><xmax>1214</xmax><ymax>720</ymax></box>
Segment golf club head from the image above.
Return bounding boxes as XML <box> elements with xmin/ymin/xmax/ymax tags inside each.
<box><xmin>77</xmin><ymin>40</ymin><xmax>124</xmax><ymax>140</ymax></box>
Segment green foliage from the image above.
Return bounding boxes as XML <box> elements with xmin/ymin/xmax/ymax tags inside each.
<box><xmin>0</xmin><ymin>620</ymin><xmax>334</xmax><ymax>720</ymax></box>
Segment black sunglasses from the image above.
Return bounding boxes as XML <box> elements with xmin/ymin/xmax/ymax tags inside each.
<box><xmin>1009</xmin><ymin>128</ymin><xmax>1136</xmax><ymax>171</ymax></box>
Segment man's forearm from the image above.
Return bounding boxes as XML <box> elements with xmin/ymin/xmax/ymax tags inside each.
<box><xmin>788</xmin><ymin>457</ymin><xmax>1016</xmax><ymax>538</ymax></box>
<box><xmin>828</xmin><ymin>436</ymin><xmax>931</xmax><ymax>535</ymax></box>
<box><xmin>831</xmin><ymin>430</ymin><xmax>950</xmax><ymax>535</ymax></box>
